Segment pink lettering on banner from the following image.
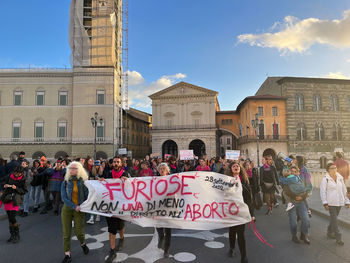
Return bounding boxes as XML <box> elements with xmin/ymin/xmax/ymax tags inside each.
<box><xmin>183</xmin><ymin>201</ymin><xmax>239</xmax><ymax>221</ymax></box>
<box><xmin>101</xmin><ymin>181</ymin><xmax>121</xmax><ymax>201</ymax></box>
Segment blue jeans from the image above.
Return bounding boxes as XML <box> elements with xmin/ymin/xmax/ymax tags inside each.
<box><xmin>288</xmin><ymin>201</ymin><xmax>310</xmax><ymax>236</ymax></box>
<box><xmin>31</xmin><ymin>185</ymin><xmax>42</xmax><ymax>208</ymax></box>
<box><xmin>20</xmin><ymin>184</ymin><xmax>32</xmax><ymax>212</ymax></box>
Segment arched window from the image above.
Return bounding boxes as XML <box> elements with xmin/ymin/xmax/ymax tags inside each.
<box><xmin>330</xmin><ymin>95</ymin><xmax>339</xmax><ymax>111</ymax></box>
<box><xmin>315</xmin><ymin>123</ymin><xmax>325</xmax><ymax>140</ymax></box>
<box><xmin>313</xmin><ymin>95</ymin><xmax>322</xmax><ymax>111</ymax></box>
<box><xmin>320</xmin><ymin>156</ymin><xmax>327</xmax><ymax>169</ymax></box>
<box><xmin>332</xmin><ymin>123</ymin><xmax>342</xmax><ymax>141</ymax></box>
<box><xmin>297</xmin><ymin>123</ymin><xmax>307</xmax><ymax>140</ymax></box>
<box><xmin>295</xmin><ymin>94</ymin><xmax>304</xmax><ymax>111</ymax></box>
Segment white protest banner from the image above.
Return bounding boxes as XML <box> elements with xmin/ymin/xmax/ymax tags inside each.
<box><xmin>180</xmin><ymin>150</ymin><xmax>194</xmax><ymax>160</ymax></box>
<box><xmin>118</xmin><ymin>148</ymin><xmax>127</xmax><ymax>155</ymax></box>
<box><xmin>80</xmin><ymin>171</ymin><xmax>251</xmax><ymax>230</ymax></box>
<box><xmin>226</xmin><ymin>150</ymin><xmax>240</xmax><ymax>160</ymax></box>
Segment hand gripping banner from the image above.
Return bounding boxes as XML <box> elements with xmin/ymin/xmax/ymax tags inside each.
<box><xmin>80</xmin><ymin>171</ymin><xmax>251</xmax><ymax>230</ymax></box>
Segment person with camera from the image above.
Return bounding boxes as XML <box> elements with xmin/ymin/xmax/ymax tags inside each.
<box><xmin>49</xmin><ymin>160</ymin><xmax>66</xmax><ymax>215</ymax></box>
<box><xmin>19</xmin><ymin>159</ymin><xmax>32</xmax><ymax>217</ymax></box>
<box><xmin>0</xmin><ymin>166</ymin><xmax>27</xmax><ymax>243</ymax></box>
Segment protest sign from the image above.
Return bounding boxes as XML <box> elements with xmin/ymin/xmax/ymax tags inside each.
<box><xmin>150</xmin><ymin>153</ymin><xmax>160</xmax><ymax>158</ymax></box>
<box><xmin>164</xmin><ymin>154</ymin><xmax>172</xmax><ymax>159</ymax></box>
<box><xmin>226</xmin><ymin>150</ymin><xmax>240</xmax><ymax>160</ymax></box>
<box><xmin>118</xmin><ymin>148</ymin><xmax>127</xmax><ymax>155</ymax></box>
<box><xmin>80</xmin><ymin>171</ymin><xmax>251</xmax><ymax>230</ymax></box>
<box><xmin>180</xmin><ymin>150</ymin><xmax>194</xmax><ymax>160</ymax></box>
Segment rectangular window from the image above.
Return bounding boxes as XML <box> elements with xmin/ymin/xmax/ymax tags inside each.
<box><xmin>97</xmin><ymin>90</ymin><xmax>105</xmax><ymax>105</ymax></box>
<box><xmin>35</xmin><ymin>122</ymin><xmax>44</xmax><ymax>141</ymax></box>
<box><xmin>227</xmin><ymin>146</ymin><xmax>231</xmax><ymax>150</ymax></box>
<box><xmin>59</xmin><ymin>91</ymin><xmax>68</xmax><ymax>106</ymax></box>
<box><xmin>220</xmin><ymin>138</ymin><xmax>223</xmax><ymax>145</ymax></box>
<box><xmin>194</xmin><ymin>119</ymin><xmax>200</xmax><ymax>127</ymax></box>
<box><xmin>36</xmin><ymin>91</ymin><xmax>45</xmax><ymax>106</ymax></box>
<box><xmin>12</xmin><ymin>122</ymin><xmax>21</xmax><ymax>140</ymax></box>
<box><xmin>97</xmin><ymin>122</ymin><xmax>104</xmax><ymax>141</ymax></box>
<box><xmin>167</xmin><ymin>119</ymin><xmax>172</xmax><ymax>128</ymax></box>
<box><xmin>58</xmin><ymin>122</ymin><xmax>67</xmax><ymax>141</ymax></box>
<box><xmin>258</xmin><ymin>107</ymin><xmax>264</xmax><ymax>116</ymax></box>
<box><xmin>14</xmin><ymin>91</ymin><xmax>22</xmax><ymax>105</ymax></box>
<box><xmin>272</xmin><ymin>107</ymin><xmax>278</xmax><ymax>116</ymax></box>
<box><xmin>227</xmin><ymin>138</ymin><xmax>231</xmax><ymax>144</ymax></box>
<box><xmin>272</xmin><ymin>123</ymin><xmax>279</xmax><ymax>139</ymax></box>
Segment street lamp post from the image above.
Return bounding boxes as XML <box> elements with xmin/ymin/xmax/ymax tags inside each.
<box><xmin>91</xmin><ymin>112</ymin><xmax>103</xmax><ymax>160</ymax></box>
<box><xmin>251</xmin><ymin>113</ymin><xmax>261</xmax><ymax>166</ymax></box>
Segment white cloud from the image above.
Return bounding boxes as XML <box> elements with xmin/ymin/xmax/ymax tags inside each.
<box><xmin>323</xmin><ymin>72</ymin><xmax>350</xmax><ymax>79</ymax></box>
<box><xmin>127</xmin><ymin>71</ymin><xmax>187</xmax><ymax>110</ymax></box>
<box><xmin>237</xmin><ymin>9</ymin><xmax>350</xmax><ymax>53</ymax></box>
<box><xmin>127</xmin><ymin>70</ymin><xmax>144</xmax><ymax>86</ymax></box>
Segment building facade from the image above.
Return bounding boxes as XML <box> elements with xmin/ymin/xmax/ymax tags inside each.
<box><xmin>150</xmin><ymin>82</ymin><xmax>219</xmax><ymax>158</ymax></box>
<box><xmin>121</xmin><ymin>108</ymin><xmax>152</xmax><ymax>159</ymax></box>
<box><xmin>256</xmin><ymin>77</ymin><xmax>350</xmax><ymax>168</ymax></box>
<box><xmin>236</xmin><ymin>95</ymin><xmax>288</xmax><ymax>165</ymax></box>
<box><xmin>0</xmin><ymin>0</ymin><xmax>124</xmax><ymax>160</ymax></box>
<box><xmin>216</xmin><ymin>111</ymin><xmax>240</xmax><ymax>156</ymax></box>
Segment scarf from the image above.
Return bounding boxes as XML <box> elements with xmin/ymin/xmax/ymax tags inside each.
<box><xmin>170</xmin><ymin>164</ymin><xmax>177</xmax><ymax>169</ymax></box>
<box><xmin>10</xmin><ymin>174</ymin><xmax>23</xmax><ymax>181</ymax></box>
<box><xmin>112</xmin><ymin>168</ymin><xmax>124</xmax><ymax>179</ymax></box>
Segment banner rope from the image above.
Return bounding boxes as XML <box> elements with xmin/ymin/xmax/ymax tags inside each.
<box><xmin>248</xmin><ymin>221</ymin><xmax>274</xmax><ymax>248</ymax></box>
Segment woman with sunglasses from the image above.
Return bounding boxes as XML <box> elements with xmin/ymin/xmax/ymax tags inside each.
<box><xmin>226</xmin><ymin>161</ymin><xmax>254</xmax><ymax>263</ymax></box>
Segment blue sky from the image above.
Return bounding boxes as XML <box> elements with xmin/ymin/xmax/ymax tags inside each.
<box><xmin>1</xmin><ymin>0</ymin><xmax>350</xmax><ymax>113</ymax></box>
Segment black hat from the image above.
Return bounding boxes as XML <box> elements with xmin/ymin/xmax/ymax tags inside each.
<box><xmin>19</xmin><ymin>151</ymin><xmax>25</xmax><ymax>156</ymax></box>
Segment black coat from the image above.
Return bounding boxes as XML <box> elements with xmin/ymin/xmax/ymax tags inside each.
<box><xmin>5</xmin><ymin>160</ymin><xmax>20</xmax><ymax>175</ymax></box>
<box><xmin>241</xmin><ymin>179</ymin><xmax>254</xmax><ymax>217</ymax></box>
<box><xmin>1</xmin><ymin>174</ymin><xmax>27</xmax><ymax>206</ymax></box>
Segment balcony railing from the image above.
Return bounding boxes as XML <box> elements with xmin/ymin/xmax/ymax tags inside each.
<box><xmin>238</xmin><ymin>135</ymin><xmax>290</xmax><ymax>145</ymax></box>
<box><xmin>0</xmin><ymin>137</ymin><xmax>114</xmax><ymax>144</ymax></box>
<box><xmin>152</xmin><ymin>124</ymin><xmax>217</xmax><ymax>131</ymax></box>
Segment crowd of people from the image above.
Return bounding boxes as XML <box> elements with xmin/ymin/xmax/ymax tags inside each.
<box><xmin>0</xmin><ymin>150</ymin><xmax>349</xmax><ymax>263</ymax></box>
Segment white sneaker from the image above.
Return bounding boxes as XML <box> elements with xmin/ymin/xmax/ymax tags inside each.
<box><xmin>86</xmin><ymin>218</ymin><xmax>95</xmax><ymax>225</ymax></box>
<box><xmin>286</xmin><ymin>203</ymin><xmax>295</xmax><ymax>212</ymax></box>
<box><xmin>274</xmin><ymin>202</ymin><xmax>280</xmax><ymax>208</ymax></box>
<box><xmin>72</xmin><ymin>221</ymin><xmax>74</xmax><ymax>227</ymax></box>
<box><xmin>96</xmin><ymin>215</ymin><xmax>100</xmax><ymax>222</ymax></box>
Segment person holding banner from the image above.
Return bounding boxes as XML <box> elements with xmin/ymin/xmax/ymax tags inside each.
<box><xmin>226</xmin><ymin>161</ymin><xmax>254</xmax><ymax>263</ymax></box>
<box><xmin>101</xmin><ymin>156</ymin><xmax>129</xmax><ymax>263</ymax></box>
<box><xmin>60</xmin><ymin>161</ymin><xmax>89</xmax><ymax>263</ymax></box>
<box><xmin>155</xmin><ymin>162</ymin><xmax>173</xmax><ymax>258</ymax></box>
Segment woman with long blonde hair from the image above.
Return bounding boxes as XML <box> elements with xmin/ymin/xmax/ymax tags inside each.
<box><xmin>60</xmin><ymin>161</ymin><xmax>89</xmax><ymax>263</ymax></box>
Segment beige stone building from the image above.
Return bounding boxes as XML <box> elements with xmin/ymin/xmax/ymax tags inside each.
<box><xmin>150</xmin><ymin>82</ymin><xmax>219</xmax><ymax>158</ymax></box>
<box><xmin>256</xmin><ymin>77</ymin><xmax>350</xmax><ymax>168</ymax></box>
<box><xmin>0</xmin><ymin>0</ymin><xmax>125</xmax><ymax>160</ymax></box>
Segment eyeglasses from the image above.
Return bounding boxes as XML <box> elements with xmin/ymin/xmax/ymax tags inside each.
<box><xmin>68</xmin><ymin>167</ymin><xmax>78</xmax><ymax>170</ymax></box>
<box><xmin>329</xmin><ymin>167</ymin><xmax>337</xmax><ymax>170</ymax></box>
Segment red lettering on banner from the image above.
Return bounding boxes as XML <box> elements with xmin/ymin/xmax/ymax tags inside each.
<box><xmin>184</xmin><ymin>204</ymin><xmax>193</xmax><ymax>220</ymax></box>
<box><xmin>122</xmin><ymin>181</ymin><xmax>135</xmax><ymax>200</ymax></box>
<box><xmin>167</xmin><ymin>175</ymin><xmax>181</xmax><ymax>196</ymax></box>
<box><xmin>202</xmin><ymin>204</ymin><xmax>212</xmax><ymax>218</ymax></box>
<box><xmin>219</xmin><ymin>202</ymin><xmax>229</xmax><ymax>217</ymax></box>
<box><xmin>211</xmin><ymin>202</ymin><xmax>223</xmax><ymax>219</ymax></box>
<box><xmin>155</xmin><ymin>179</ymin><xmax>168</xmax><ymax>196</ymax></box>
<box><xmin>135</xmin><ymin>181</ymin><xmax>151</xmax><ymax>201</ymax></box>
<box><xmin>181</xmin><ymin>175</ymin><xmax>195</xmax><ymax>195</ymax></box>
<box><xmin>122</xmin><ymin>202</ymin><xmax>144</xmax><ymax>211</ymax></box>
<box><xmin>192</xmin><ymin>204</ymin><xmax>201</xmax><ymax>221</ymax></box>
<box><xmin>229</xmin><ymin>202</ymin><xmax>239</xmax><ymax>215</ymax></box>
<box><xmin>101</xmin><ymin>181</ymin><xmax>121</xmax><ymax>201</ymax></box>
